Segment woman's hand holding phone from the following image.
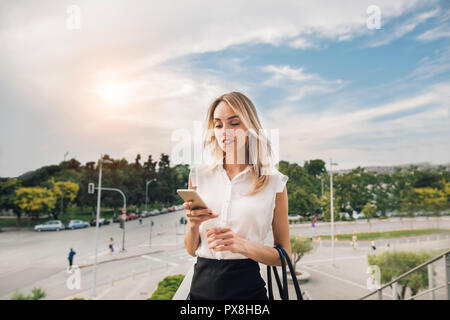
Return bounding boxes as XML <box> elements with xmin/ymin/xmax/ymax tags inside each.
<box><xmin>183</xmin><ymin>201</ymin><xmax>218</xmax><ymax>227</ymax></box>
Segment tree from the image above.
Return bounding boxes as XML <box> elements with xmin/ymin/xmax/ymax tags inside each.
<box><xmin>367</xmin><ymin>250</ymin><xmax>435</xmax><ymax>299</ymax></box>
<box><xmin>290</xmin><ymin>235</ymin><xmax>314</xmax><ymax>272</ymax></box>
<box><xmin>319</xmin><ymin>190</ymin><xmax>340</xmax><ymax>222</ymax></box>
<box><xmin>45</xmin><ymin>178</ymin><xmax>80</xmax><ymax>219</ymax></box>
<box><xmin>304</xmin><ymin>159</ymin><xmax>326</xmax><ymax>178</ymax></box>
<box><xmin>362</xmin><ymin>202</ymin><xmax>377</xmax><ymax>232</ymax></box>
<box><xmin>413</xmin><ymin>185</ymin><xmax>447</xmax><ymax>228</ymax></box>
<box><xmin>13</xmin><ymin>187</ymin><xmax>57</xmax><ymax>222</ymax></box>
<box><xmin>0</xmin><ymin>178</ymin><xmax>22</xmax><ymax>225</ymax></box>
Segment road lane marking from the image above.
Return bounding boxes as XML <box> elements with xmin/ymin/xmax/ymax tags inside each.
<box><xmin>141</xmin><ymin>255</ymin><xmax>179</xmax><ymax>266</ymax></box>
<box><xmin>300</xmin><ymin>255</ymin><xmax>367</xmax><ymax>265</ymax></box>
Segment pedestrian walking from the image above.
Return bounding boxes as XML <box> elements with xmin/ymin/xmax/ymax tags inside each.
<box><xmin>68</xmin><ymin>248</ymin><xmax>76</xmax><ymax>271</ymax></box>
<box><xmin>371</xmin><ymin>240</ymin><xmax>376</xmax><ymax>251</ymax></box>
<box><xmin>108</xmin><ymin>237</ymin><xmax>114</xmax><ymax>254</ymax></box>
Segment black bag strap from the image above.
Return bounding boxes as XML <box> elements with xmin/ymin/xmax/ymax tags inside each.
<box><xmin>272</xmin><ymin>246</ymin><xmax>288</xmax><ymax>299</ymax></box>
<box><xmin>267</xmin><ymin>245</ymin><xmax>303</xmax><ymax>300</ymax></box>
<box><xmin>276</xmin><ymin>245</ymin><xmax>303</xmax><ymax>300</ymax></box>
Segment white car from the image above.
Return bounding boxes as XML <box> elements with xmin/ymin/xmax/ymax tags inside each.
<box><xmin>150</xmin><ymin>209</ymin><xmax>160</xmax><ymax>216</ymax></box>
<box><xmin>34</xmin><ymin>220</ymin><xmax>65</xmax><ymax>232</ymax></box>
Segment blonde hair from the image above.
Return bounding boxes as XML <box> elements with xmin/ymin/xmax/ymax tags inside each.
<box><xmin>202</xmin><ymin>91</ymin><xmax>276</xmax><ymax>196</ymax></box>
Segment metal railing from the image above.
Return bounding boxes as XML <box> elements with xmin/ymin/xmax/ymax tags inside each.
<box><xmin>359</xmin><ymin>249</ymin><xmax>450</xmax><ymax>300</ymax></box>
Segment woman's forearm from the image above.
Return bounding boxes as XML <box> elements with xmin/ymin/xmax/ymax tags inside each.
<box><xmin>241</xmin><ymin>239</ymin><xmax>291</xmax><ymax>267</ymax></box>
<box><xmin>184</xmin><ymin>222</ymin><xmax>200</xmax><ymax>257</ymax></box>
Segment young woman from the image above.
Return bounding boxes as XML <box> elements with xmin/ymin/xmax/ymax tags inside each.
<box><xmin>183</xmin><ymin>91</ymin><xmax>291</xmax><ymax>300</ymax></box>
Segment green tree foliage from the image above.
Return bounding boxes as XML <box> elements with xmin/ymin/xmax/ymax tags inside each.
<box><xmin>43</xmin><ymin>177</ymin><xmax>80</xmax><ymax>219</ymax></box>
<box><xmin>0</xmin><ymin>178</ymin><xmax>23</xmax><ymax>225</ymax></box>
<box><xmin>290</xmin><ymin>235</ymin><xmax>314</xmax><ymax>271</ymax></box>
<box><xmin>367</xmin><ymin>250</ymin><xmax>435</xmax><ymax>299</ymax></box>
<box><xmin>1</xmin><ymin>156</ymin><xmax>449</xmax><ymax>223</ymax></box>
<box><xmin>362</xmin><ymin>202</ymin><xmax>377</xmax><ymax>232</ymax></box>
<box><xmin>148</xmin><ymin>274</ymin><xmax>185</xmax><ymax>300</ymax></box>
<box><xmin>319</xmin><ymin>190</ymin><xmax>340</xmax><ymax>222</ymax></box>
<box><xmin>14</xmin><ymin>186</ymin><xmax>57</xmax><ymax>222</ymax></box>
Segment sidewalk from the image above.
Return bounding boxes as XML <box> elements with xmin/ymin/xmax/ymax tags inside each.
<box><xmin>61</xmin><ymin>253</ymin><xmax>193</xmax><ymax>300</ymax></box>
<box><xmin>59</xmin><ymin>235</ymin><xmax>450</xmax><ymax>300</ymax></box>
<box><xmin>78</xmin><ymin>247</ymin><xmax>164</xmax><ymax>269</ymax></box>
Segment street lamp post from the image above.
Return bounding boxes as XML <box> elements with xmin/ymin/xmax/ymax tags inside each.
<box><xmin>330</xmin><ymin>158</ymin><xmax>338</xmax><ymax>268</ymax></box>
<box><xmin>146</xmin><ymin>179</ymin><xmax>156</xmax><ymax>248</ymax></box>
<box><xmin>92</xmin><ymin>155</ymin><xmax>113</xmax><ymax>298</ymax></box>
<box><xmin>61</xmin><ymin>151</ymin><xmax>69</xmax><ymax>218</ymax></box>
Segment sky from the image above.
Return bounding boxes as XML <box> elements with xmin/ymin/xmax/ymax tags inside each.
<box><xmin>0</xmin><ymin>0</ymin><xmax>449</xmax><ymax>177</ymax></box>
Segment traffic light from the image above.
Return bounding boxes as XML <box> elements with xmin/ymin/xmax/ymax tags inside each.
<box><xmin>88</xmin><ymin>183</ymin><xmax>95</xmax><ymax>194</ymax></box>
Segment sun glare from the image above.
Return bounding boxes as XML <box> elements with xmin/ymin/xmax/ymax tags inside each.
<box><xmin>96</xmin><ymin>82</ymin><xmax>130</xmax><ymax>106</ymax></box>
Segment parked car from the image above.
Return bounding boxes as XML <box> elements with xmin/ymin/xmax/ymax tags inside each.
<box><xmin>150</xmin><ymin>209</ymin><xmax>160</xmax><ymax>216</ymax></box>
<box><xmin>140</xmin><ymin>211</ymin><xmax>150</xmax><ymax>218</ymax></box>
<box><xmin>34</xmin><ymin>220</ymin><xmax>65</xmax><ymax>232</ymax></box>
<box><xmin>160</xmin><ymin>208</ymin><xmax>168</xmax><ymax>214</ymax></box>
<box><xmin>66</xmin><ymin>220</ymin><xmax>89</xmax><ymax>230</ymax></box>
<box><xmin>352</xmin><ymin>212</ymin><xmax>365</xmax><ymax>220</ymax></box>
<box><xmin>90</xmin><ymin>218</ymin><xmax>111</xmax><ymax>227</ymax></box>
<box><xmin>127</xmin><ymin>212</ymin><xmax>139</xmax><ymax>220</ymax></box>
<box><xmin>167</xmin><ymin>206</ymin><xmax>175</xmax><ymax>212</ymax></box>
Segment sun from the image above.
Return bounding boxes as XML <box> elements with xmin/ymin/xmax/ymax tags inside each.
<box><xmin>96</xmin><ymin>82</ymin><xmax>130</xmax><ymax>106</ymax></box>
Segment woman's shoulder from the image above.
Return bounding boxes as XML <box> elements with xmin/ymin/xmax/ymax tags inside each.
<box><xmin>267</xmin><ymin>167</ymin><xmax>289</xmax><ymax>193</ymax></box>
<box><xmin>189</xmin><ymin>163</ymin><xmax>217</xmax><ymax>187</ymax></box>
<box><xmin>189</xmin><ymin>163</ymin><xmax>215</xmax><ymax>176</ymax></box>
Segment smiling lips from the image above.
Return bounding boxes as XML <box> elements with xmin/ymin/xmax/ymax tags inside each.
<box><xmin>222</xmin><ymin>137</ymin><xmax>235</xmax><ymax>145</ymax></box>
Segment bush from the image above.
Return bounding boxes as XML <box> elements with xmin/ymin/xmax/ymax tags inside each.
<box><xmin>290</xmin><ymin>235</ymin><xmax>314</xmax><ymax>272</ymax></box>
<box><xmin>148</xmin><ymin>274</ymin><xmax>185</xmax><ymax>300</ymax></box>
<box><xmin>367</xmin><ymin>250</ymin><xmax>436</xmax><ymax>299</ymax></box>
<box><xmin>10</xmin><ymin>287</ymin><xmax>46</xmax><ymax>300</ymax></box>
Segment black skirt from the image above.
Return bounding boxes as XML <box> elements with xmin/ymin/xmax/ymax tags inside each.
<box><xmin>188</xmin><ymin>257</ymin><xmax>268</xmax><ymax>300</ymax></box>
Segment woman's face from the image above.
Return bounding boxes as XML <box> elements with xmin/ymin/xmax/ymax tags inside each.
<box><xmin>213</xmin><ymin>101</ymin><xmax>248</xmax><ymax>162</ymax></box>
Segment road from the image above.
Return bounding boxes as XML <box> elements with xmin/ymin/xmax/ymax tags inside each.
<box><xmin>0</xmin><ymin>215</ymin><xmax>448</xmax><ymax>299</ymax></box>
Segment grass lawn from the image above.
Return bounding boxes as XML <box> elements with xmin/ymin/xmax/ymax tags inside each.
<box><xmin>319</xmin><ymin>228</ymin><xmax>450</xmax><ymax>241</ymax></box>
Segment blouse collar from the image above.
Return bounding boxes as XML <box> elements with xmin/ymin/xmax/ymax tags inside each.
<box><xmin>215</xmin><ymin>161</ymin><xmax>252</xmax><ymax>182</ymax></box>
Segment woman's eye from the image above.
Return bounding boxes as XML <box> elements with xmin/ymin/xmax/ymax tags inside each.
<box><xmin>231</xmin><ymin>123</ymin><xmax>240</xmax><ymax>126</ymax></box>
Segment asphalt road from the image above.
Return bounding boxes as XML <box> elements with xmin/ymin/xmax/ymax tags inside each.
<box><xmin>0</xmin><ymin>215</ymin><xmax>448</xmax><ymax>299</ymax></box>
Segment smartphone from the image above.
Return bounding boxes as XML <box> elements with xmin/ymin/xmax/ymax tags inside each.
<box><xmin>177</xmin><ymin>189</ymin><xmax>209</xmax><ymax>212</ymax></box>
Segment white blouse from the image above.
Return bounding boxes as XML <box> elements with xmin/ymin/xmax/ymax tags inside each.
<box><xmin>189</xmin><ymin>161</ymin><xmax>289</xmax><ymax>260</ymax></box>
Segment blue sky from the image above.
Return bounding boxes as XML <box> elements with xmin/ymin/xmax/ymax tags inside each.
<box><xmin>0</xmin><ymin>0</ymin><xmax>449</xmax><ymax>177</ymax></box>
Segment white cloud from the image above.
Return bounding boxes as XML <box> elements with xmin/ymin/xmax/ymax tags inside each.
<box><xmin>367</xmin><ymin>8</ymin><xmax>440</xmax><ymax>47</ymax></box>
<box><xmin>262</xmin><ymin>64</ymin><xmax>346</xmax><ymax>101</ymax></box>
<box><xmin>417</xmin><ymin>24</ymin><xmax>450</xmax><ymax>41</ymax></box>
<box><xmin>0</xmin><ymin>0</ymin><xmax>442</xmax><ymax>176</ymax></box>
<box><xmin>261</xmin><ymin>81</ymin><xmax>450</xmax><ymax>169</ymax></box>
